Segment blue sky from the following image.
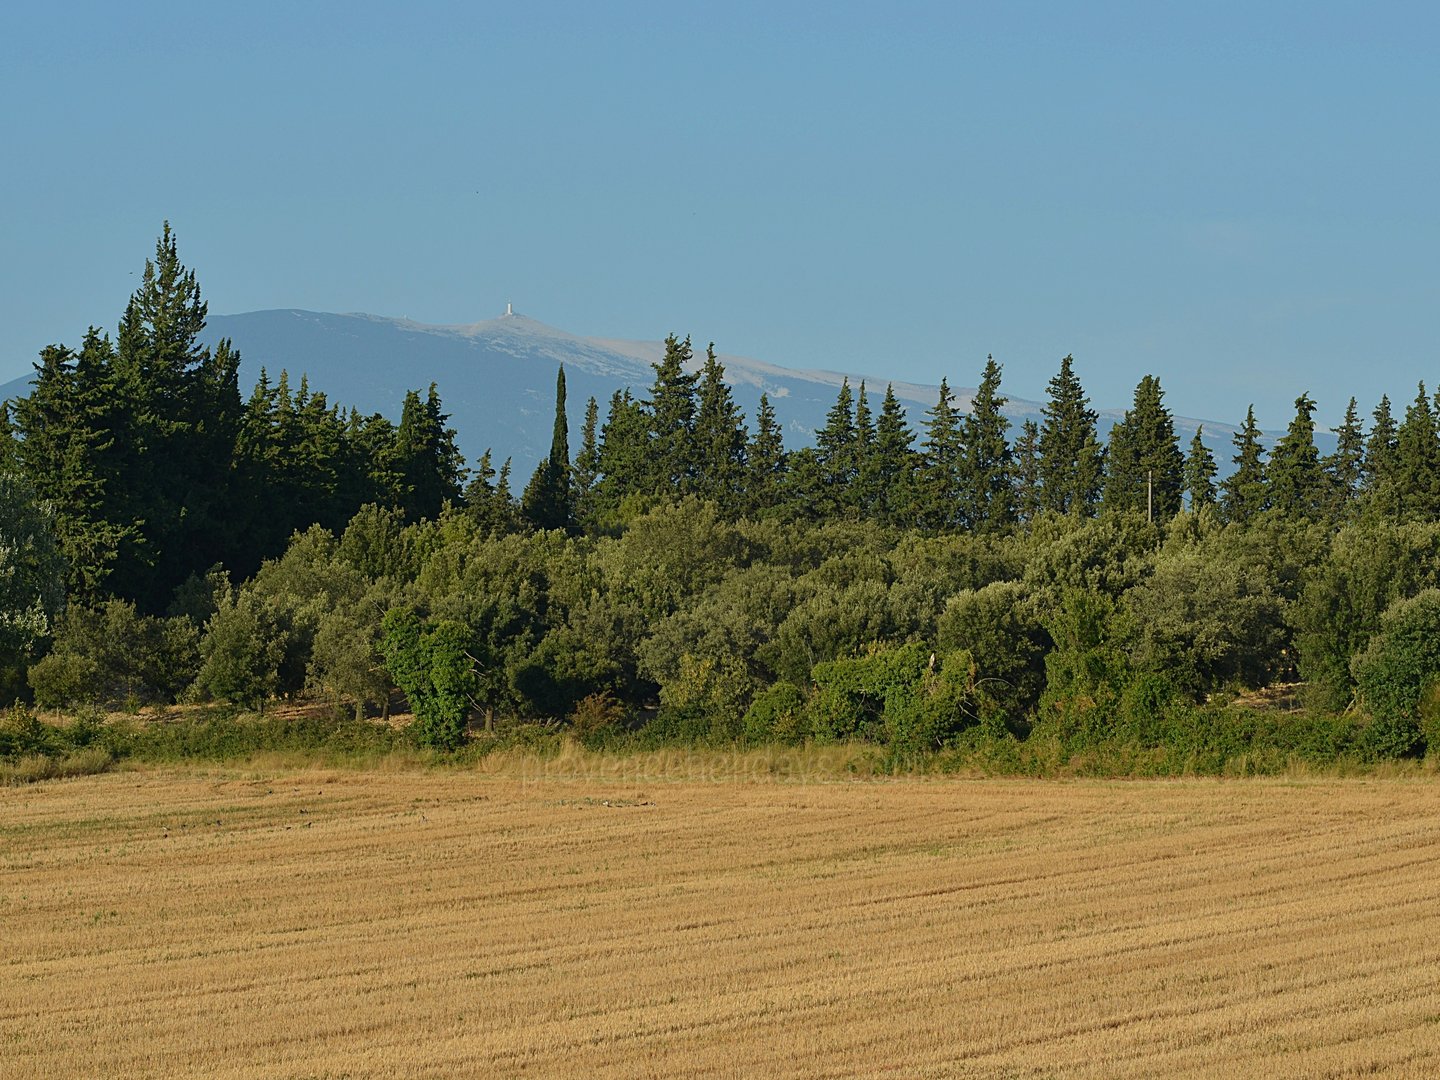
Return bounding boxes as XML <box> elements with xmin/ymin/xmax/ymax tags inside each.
<box><xmin>2</xmin><ymin>1</ymin><xmax>1437</xmax><ymax>429</ymax></box>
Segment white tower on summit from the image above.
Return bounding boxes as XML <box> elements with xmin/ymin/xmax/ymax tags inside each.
<box><xmin>504</xmin><ymin>301</ymin><xmax>514</xmax><ymax>317</ymax></box>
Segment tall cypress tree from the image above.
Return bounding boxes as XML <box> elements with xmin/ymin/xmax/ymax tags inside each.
<box><xmin>521</xmin><ymin>365</ymin><xmax>574</xmax><ymax>531</ymax></box>
<box><xmin>595</xmin><ymin>388</ymin><xmax>650</xmax><ymax>512</ymax></box>
<box><xmin>1102</xmin><ymin>375</ymin><xmax>1183</xmax><ymax>521</ymax></box>
<box><xmin>1182</xmin><ymin>428</ymin><xmax>1218</xmax><ymax>511</ymax></box>
<box><xmin>1037</xmin><ymin>355</ymin><xmax>1103</xmax><ymax>516</ymax></box>
<box><xmin>958</xmin><ymin>356</ymin><xmax>1014</xmax><ymax>531</ymax></box>
<box><xmin>1266</xmin><ymin>393</ymin><xmax>1325</xmax><ymax>521</ymax></box>
<box><xmin>1221</xmin><ymin>406</ymin><xmax>1267</xmax><ymax>525</ymax></box>
<box><xmin>851</xmin><ymin>382</ymin><xmax>877</xmax><ymax>515</ymax></box>
<box><xmin>572</xmin><ymin>395</ymin><xmax>602</xmax><ymax>524</ymax></box>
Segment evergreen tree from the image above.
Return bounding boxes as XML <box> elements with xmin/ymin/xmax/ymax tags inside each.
<box><xmin>851</xmin><ymin>382</ymin><xmax>877</xmax><ymax>515</ymax></box>
<box><xmin>1322</xmin><ymin>397</ymin><xmax>1364</xmax><ymax>521</ymax></box>
<box><xmin>1012</xmin><ymin>420</ymin><xmax>1042</xmax><ymax>523</ymax></box>
<box><xmin>1393</xmin><ymin>383</ymin><xmax>1440</xmax><ymax>519</ymax></box>
<box><xmin>1102</xmin><ymin>375</ymin><xmax>1183</xmax><ymax>521</ymax></box>
<box><xmin>572</xmin><ymin>395</ymin><xmax>602</xmax><ymax>524</ymax></box>
<box><xmin>1037</xmin><ymin>355</ymin><xmax>1103</xmax><ymax>516</ymax></box>
<box><xmin>595</xmin><ymin>389</ymin><xmax>650</xmax><ymax>512</ymax></box>
<box><xmin>691</xmin><ymin>345</ymin><xmax>748</xmax><ymax>505</ymax></box>
<box><xmin>645</xmin><ymin>333</ymin><xmax>699</xmax><ymax>491</ymax></box>
<box><xmin>1362</xmin><ymin>394</ymin><xmax>1400</xmax><ymax>515</ymax></box>
<box><xmin>918</xmin><ymin>378</ymin><xmax>964</xmax><ymax>529</ymax></box>
<box><xmin>1182</xmin><ymin>428</ymin><xmax>1218</xmax><ymax>511</ymax></box>
<box><xmin>1220</xmin><ymin>406</ymin><xmax>1267</xmax><ymax>525</ymax></box>
<box><xmin>745</xmin><ymin>393</ymin><xmax>787</xmax><ymax>515</ymax></box>
<box><xmin>1266</xmin><ymin>393</ymin><xmax>1325</xmax><ymax>521</ymax></box>
<box><xmin>394</xmin><ymin>384</ymin><xmax>466</xmax><ymax>522</ymax></box>
<box><xmin>958</xmin><ymin>356</ymin><xmax>1014</xmax><ymax>532</ymax></box>
<box><xmin>814</xmin><ymin>379</ymin><xmax>858</xmax><ymax>516</ymax></box>
<box><xmin>521</xmin><ymin>365</ymin><xmax>574</xmax><ymax>531</ymax></box>
<box><xmin>864</xmin><ymin>384</ymin><xmax>918</xmax><ymax>526</ymax></box>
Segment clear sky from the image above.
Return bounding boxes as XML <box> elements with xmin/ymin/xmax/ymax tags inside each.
<box><xmin>3</xmin><ymin>1</ymin><xmax>1437</xmax><ymax>429</ymax></box>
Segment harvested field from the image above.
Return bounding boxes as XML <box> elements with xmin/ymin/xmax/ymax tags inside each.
<box><xmin>4</xmin><ymin>764</ymin><xmax>1440</xmax><ymax>1077</ymax></box>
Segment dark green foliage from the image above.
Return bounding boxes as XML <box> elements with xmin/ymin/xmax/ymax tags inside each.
<box><xmin>1011</xmin><ymin>420</ymin><xmax>1042</xmax><ymax>523</ymax></box>
<box><xmin>1351</xmin><ymin>590</ymin><xmax>1440</xmax><ymax>757</ymax></box>
<box><xmin>28</xmin><ymin>601</ymin><xmax>198</xmax><ymax>709</ymax></box>
<box><xmin>917</xmin><ymin>378</ymin><xmax>964</xmax><ymax>529</ymax></box>
<box><xmin>741</xmin><ymin>681</ymin><xmax>808</xmax><ymax>745</ymax></box>
<box><xmin>1362</xmin><ymin>394</ymin><xmax>1400</xmax><ymax>514</ymax></box>
<box><xmin>745</xmin><ymin>394</ymin><xmax>787</xmax><ymax>516</ymax></box>
<box><xmin>1323</xmin><ymin>397</ymin><xmax>1364</xmax><ymax>521</ymax></box>
<box><xmin>865</xmin><ymin>385</ymin><xmax>918</xmax><ymax>526</ymax></box>
<box><xmin>1293</xmin><ymin>521</ymin><xmax>1440</xmax><ymax>711</ymax></box>
<box><xmin>958</xmin><ymin>357</ymin><xmax>1014</xmax><ymax>531</ymax></box>
<box><xmin>1183</xmin><ymin>427</ymin><xmax>1218</xmax><ymax>511</ymax></box>
<box><xmin>935</xmin><ymin>581</ymin><xmax>1048</xmax><ymax>716</ymax></box>
<box><xmin>645</xmin><ymin>334</ymin><xmax>700</xmax><ymax>492</ymax></box>
<box><xmin>813</xmin><ymin>379</ymin><xmax>859</xmax><ymax>516</ymax></box>
<box><xmin>809</xmin><ymin>643</ymin><xmax>982</xmax><ymax>751</ymax></box>
<box><xmin>1102</xmin><ymin>375</ymin><xmax>1183</xmax><ymax>521</ymax></box>
<box><xmin>0</xmin><ymin>470</ymin><xmax>65</xmax><ymax>696</ymax></box>
<box><xmin>521</xmin><ymin>366</ymin><xmax>574</xmax><ymax>531</ymax></box>
<box><xmin>1266</xmin><ymin>393</ymin><xmax>1325</xmax><ymax>521</ymax></box>
<box><xmin>1037</xmin><ymin>355</ymin><xmax>1104</xmax><ymax>516</ymax></box>
<box><xmin>394</xmin><ymin>384</ymin><xmax>466</xmax><ymax>522</ymax></box>
<box><xmin>1221</xmin><ymin>406</ymin><xmax>1267</xmax><ymax>525</ymax></box>
<box><xmin>1392</xmin><ymin>384</ymin><xmax>1440</xmax><ymax>520</ymax></box>
<box><xmin>379</xmin><ymin>609</ymin><xmax>477</xmax><ymax>750</ymax></box>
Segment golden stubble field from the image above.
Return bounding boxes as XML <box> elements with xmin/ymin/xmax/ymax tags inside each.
<box><xmin>4</xmin><ymin>757</ymin><xmax>1440</xmax><ymax>1078</ymax></box>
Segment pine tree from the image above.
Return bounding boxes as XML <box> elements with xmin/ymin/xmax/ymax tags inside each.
<box><xmin>958</xmin><ymin>356</ymin><xmax>1014</xmax><ymax>532</ymax></box>
<box><xmin>595</xmin><ymin>389</ymin><xmax>650</xmax><ymax>512</ymax></box>
<box><xmin>394</xmin><ymin>384</ymin><xmax>465</xmax><ymax>522</ymax></box>
<box><xmin>572</xmin><ymin>395</ymin><xmax>601</xmax><ymax>524</ymax></box>
<box><xmin>645</xmin><ymin>333</ymin><xmax>699</xmax><ymax>491</ymax></box>
<box><xmin>1266</xmin><ymin>393</ymin><xmax>1325</xmax><ymax>521</ymax></box>
<box><xmin>1012</xmin><ymin>420</ymin><xmax>1042</xmax><ymax>523</ymax></box>
<box><xmin>864</xmin><ymin>384</ymin><xmax>917</xmax><ymax>526</ymax></box>
<box><xmin>521</xmin><ymin>366</ymin><xmax>574</xmax><ymax>531</ymax></box>
<box><xmin>814</xmin><ymin>379</ymin><xmax>858</xmax><ymax>516</ymax></box>
<box><xmin>1393</xmin><ymin>383</ymin><xmax>1440</xmax><ymax>519</ymax></box>
<box><xmin>691</xmin><ymin>345</ymin><xmax>748</xmax><ymax>505</ymax></box>
<box><xmin>1220</xmin><ymin>406</ymin><xmax>1267</xmax><ymax>525</ymax></box>
<box><xmin>1322</xmin><ymin>397</ymin><xmax>1364</xmax><ymax>521</ymax></box>
<box><xmin>1102</xmin><ymin>375</ymin><xmax>1183</xmax><ymax>521</ymax></box>
<box><xmin>1362</xmin><ymin>394</ymin><xmax>1400</xmax><ymax>516</ymax></box>
<box><xmin>851</xmin><ymin>382</ymin><xmax>877</xmax><ymax>515</ymax></box>
<box><xmin>745</xmin><ymin>393</ymin><xmax>787</xmax><ymax>516</ymax></box>
<box><xmin>1037</xmin><ymin>355</ymin><xmax>1103</xmax><ymax>516</ymax></box>
<box><xmin>918</xmin><ymin>378</ymin><xmax>964</xmax><ymax>529</ymax></box>
<box><xmin>1182</xmin><ymin>428</ymin><xmax>1218</xmax><ymax>511</ymax></box>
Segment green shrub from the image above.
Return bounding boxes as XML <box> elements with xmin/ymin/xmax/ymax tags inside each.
<box><xmin>1351</xmin><ymin>589</ymin><xmax>1440</xmax><ymax>756</ymax></box>
<box><xmin>741</xmin><ymin>681</ymin><xmax>808</xmax><ymax>745</ymax></box>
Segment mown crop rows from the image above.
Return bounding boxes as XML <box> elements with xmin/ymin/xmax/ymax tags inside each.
<box><xmin>4</xmin><ymin>766</ymin><xmax>1440</xmax><ymax>1077</ymax></box>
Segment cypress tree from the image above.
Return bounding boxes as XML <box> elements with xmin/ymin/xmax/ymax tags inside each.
<box><xmin>958</xmin><ymin>356</ymin><xmax>1014</xmax><ymax>531</ymax></box>
<box><xmin>1037</xmin><ymin>355</ymin><xmax>1103</xmax><ymax>516</ymax></box>
<box><xmin>1102</xmin><ymin>375</ymin><xmax>1183</xmax><ymax>521</ymax></box>
<box><xmin>1182</xmin><ymin>428</ymin><xmax>1218</xmax><ymax>511</ymax></box>
<box><xmin>852</xmin><ymin>382</ymin><xmax>876</xmax><ymax>515</ymax></box>
<box><xmin>1266</xmin><ymin>393</ymin><xmax>1325</xmax><ymax>521</ymax></box>
<box><xmin>1220</xmin><ymin>406</ymin><xmax>1267</xmax><ymax>525</ymax></box>
<box><xmin>521</xmin><ymin>365</ymin><xmax>574</xmax><ymax>531</ymax></box>
<box><xmin>394</xmin><ymin>384</ymin><xmax>466</xmax><ymax>522</ymax></box>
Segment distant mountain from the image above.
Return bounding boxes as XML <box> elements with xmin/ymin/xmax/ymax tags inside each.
<box><xmin>4</xmin><ymin>308</ymin><xmax>1298</xmax><ymax>474</ymax></box>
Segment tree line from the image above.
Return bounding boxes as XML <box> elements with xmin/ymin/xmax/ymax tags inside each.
<box><xmin>4</xmin><ymin>228</ymin><xmax>1440</xmax><ymax>766</ymax></box>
